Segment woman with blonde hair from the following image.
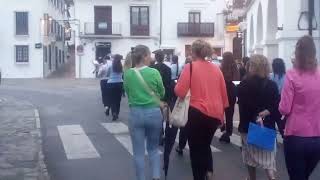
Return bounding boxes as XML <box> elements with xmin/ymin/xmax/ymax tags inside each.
<box><xmin>279</xmin><ymin>35</ymin><xmax>320</xmax><ymax>180</ymax></box>
<box><xmin>175</xmin><ymin>40</ymin><xmax>229</xmax><ymax>180</ymax></box>
<box><xmin>237</xmin><ymin>54</ymin><xmax>279</xmax><ymax>180</ymax></box>
<box><xmin>124</xmin><ymin>45</ymin><xmax>165</xmax><ymax>180</ymax></box>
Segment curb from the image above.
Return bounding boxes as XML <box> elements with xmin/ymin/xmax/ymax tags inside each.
<box><xmin>34</xmin><ymin>109</ymin><xmax>51</xmax><ymax>180</ymax></box>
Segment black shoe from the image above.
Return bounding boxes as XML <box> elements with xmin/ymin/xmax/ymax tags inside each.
<box><xmin>219</xmin><ymin>133</ymin><xmax>231</xmax><ymax>144</ymax></box>
<box><xmin>175</xmin><ymin>147</ymin><xmax>183</xmax><ymax>156</ymax></box>
<box><xmin>105</xmin><ymin>108</ymin><xmax>110</xmax><ymax>116</ymax></box>
<box><xmin>112</xmin><ymin>114</ymin><xmax>118</xmax><ymax>121</ymax></box>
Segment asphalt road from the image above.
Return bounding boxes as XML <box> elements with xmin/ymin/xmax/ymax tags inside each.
<box><xmin>0</xmin><ymin>79</ymin><xmax>319</xmax><ymax>180</ymax></box>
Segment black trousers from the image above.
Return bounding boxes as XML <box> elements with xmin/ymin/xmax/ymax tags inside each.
<box><xmin>178</xmin><ymin>127</ymin><xmax>188</xmax><ymax>149</ymax></box>
<box><xmin>225</xmin><ymin>102</ymin><xmax>235</xmax><ymax>136</ymax></box>
<box><xmin>100</xmin><ymin>79</ymin><xmax>109</xmax><ymax>107</ymax></box>
<box><xmin>284</xmin><ymin>136</ymin><xmax>320</xmax><ymax>180</ymax></box>
<box><xmin>185</xmin><ymin>107</ymin><xmax>221</xmax><ymax>180</ymax></box>
<box><xmin>106</xmin><ymin>82</ymin><xmax>123</xmax><ymax>116</ymax></box>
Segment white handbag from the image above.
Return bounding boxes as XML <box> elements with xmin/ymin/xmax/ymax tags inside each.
<box><xmin>169</xmin><ymin>63</ymin><xmax>192</xmax><ymax>127</ymax></box>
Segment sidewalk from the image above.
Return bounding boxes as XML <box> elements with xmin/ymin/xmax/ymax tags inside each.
<box><xmin>0</xmin><ymin>97</ymin><xmax>48</xmax><ymax>180</ymax></box>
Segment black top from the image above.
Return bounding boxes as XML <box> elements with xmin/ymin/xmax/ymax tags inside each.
<box><xmin>150</xmin><ymin>63</ymin><xmax>172</xmax><ymax>102</ymax></box>
<box><xmin>237</xmin><ymin>76</ymin><xmax>279</xmax><ymax>133</ymax></box>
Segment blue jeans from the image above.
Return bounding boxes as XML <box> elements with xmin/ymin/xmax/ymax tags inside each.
<box><xmin>129</xmin><ymin>107</ymin><xmax>162</xmax><ymax>180</ymax></box>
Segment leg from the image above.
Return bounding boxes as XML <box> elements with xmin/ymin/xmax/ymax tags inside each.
<box><xmin>225</xmin><ymin>104</ymin><xmax>235</xmax><ymax>136</ymax></box>
<box><xmin>178</xmin><ymin>127</ymin><xmax>188</xmax><ymax>149</ymax></box>
<box><xmin>305</xmin><ymin>137</ymin><xmax>320</xmax><ymax>179</ymax></box>
<box><xmin>284</xmin><ymin>136</ymin><xmax>306</xmax><ymax>180</ymax></box>
<box><xmin>145</xmin><ymin>108</ymin><xmax>162</xmax><ymax>180</ymax></box>
<box><xmin>111</xmin><ymin>83</ymin><xmax>123</xmax><ymax>119</ymax></box>
<box><xmin>205</xmin><ymin>117</ymin><xmax>220</xmax><ymax>174</ymax></box>
<box><xmin>128</xmin><ymin>108</ymin><xmax>146</xmax><ymax>180</ymax></box>
<box><xmin>265</xmin><ymin>169</ymin><xmax>276</xmax><ymax>180</ymax></box>
<box><xmin>247</xmin><ymin>166</ymin><xmax>256</xmax><ymax>180</ymax></box>
<box><xmin>186</xmin><ymin>108</ymin><xmax>206</xmax><ymax>180</ymax></box>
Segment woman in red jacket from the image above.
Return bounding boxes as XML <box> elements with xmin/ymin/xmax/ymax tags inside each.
<box><xmin>175</xmin><ymin>40</ymin><xmax>229</xmax><ymax>180</ymax></box>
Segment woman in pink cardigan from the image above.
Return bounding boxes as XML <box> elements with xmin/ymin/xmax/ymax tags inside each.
<box><xmin>279</xmin><ymin>35</ymin><xmax>320</xmax><ymax>180</ymax></box>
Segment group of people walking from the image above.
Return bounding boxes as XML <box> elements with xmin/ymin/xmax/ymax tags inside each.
<box><xmin>98</xmin><ymin>35</ymin><xmax>319</xmax><ymax>180</ymax></box>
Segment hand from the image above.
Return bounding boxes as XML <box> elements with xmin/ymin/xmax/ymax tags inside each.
<box><xmin>256</xmin><ymin>117</ymin><xmax>264</xmax><ymax>127</ymax></box>
<box><xmin>259</xmin><ymin>109</ymin><xmax>270</xmax><ymax>118</ymax></box>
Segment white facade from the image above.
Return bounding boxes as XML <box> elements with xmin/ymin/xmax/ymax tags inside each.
<box><xmin>73</xmin><ymin>0</ymin><xmax>227</xmax><ymax>78</ymax></box>
<box><xmin>0</xmin><ymin>0</ymin><xmax>69</xmax><ymax>78</ymax></box>
<box><xmin>244</xmin><ymin>0</ymin><xmax>320</xmax><ymax>69</ymax></box>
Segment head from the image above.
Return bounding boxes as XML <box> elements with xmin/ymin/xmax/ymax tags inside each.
<box><xmin>185</xmin><ymin>56</ymin><xmax>192</xmax><ymax>64</ymax></box>
<box><xmin>272</xmin><ymin>58</ymin><xmax>286</xmax><ymax>77</ymax></box>
<box><xmin>242</xmin><ymin>57</ymin><xmax>250</xmax><ymax>66</ymax></box>
<box><xmin>172</xmin><ymin>55</ymin><xmax>179</xmax><ymax>64</ymax></box>
<box><xmin>192</xmin><ymin>40</ymin><xmax>213</xmax><ymax>60</ymax></box>
<box><xmin>132</xmin><ymin>45</ymin><xmax>151</xmax><ymax>66</ymax></box>
<box><xmin>124</xmin><ymin>52</ymin><xmax>133</xmax><ymax>70</ymax></box>
<box><xmin>112</xmin><ymin>54</ymin><xmax>123</xmax><ymax>73</ymax></box>
<box><xmin>294</xmin><ymin>35</ymin><xmax>317</xmax><ymax>71</ymax></box>
<box><xmin>154</xmin><ymin>51</ymin><xmax>165</xmax><ymax>63</ymax></box>
<box><xmin>221</xmin><ymin>52</ymin><xmax>238</xmax><ymax>81</ymax></box>
<box><xmin>249</xmin><ymin>54</ymin><xmax>271</xmax><ymax>78</ymax></box>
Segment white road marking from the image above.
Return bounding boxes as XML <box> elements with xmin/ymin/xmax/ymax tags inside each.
<box><xmin>101</xmin><ymin>122</ymin><xmax>162</xmax><ymax>156</ymax></box>
<box><xmin>215</xmin><ymin>130</ymin><xmax>243</xmax><ymax>147</ymax></box>
<box><xmin>34</xmin><ymin>109</ymin><xmax>41</xmax><ymax>129</ymax></box>
<box><xmin>58</xmin><ymin>125</ymin><xmax>100</xmax><ymax>160</ymax></box>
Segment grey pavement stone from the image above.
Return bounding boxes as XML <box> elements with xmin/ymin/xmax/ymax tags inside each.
<box><xmin>0</xmin><ymin>97</ymin><xmax>49</xmax><ymax>180</ymax></box>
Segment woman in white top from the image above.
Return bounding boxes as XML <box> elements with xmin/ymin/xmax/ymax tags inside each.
<box><xmin>98</xmin><ymin>57</ymin><xmax>112</xmax><ymax>117</ymax></box>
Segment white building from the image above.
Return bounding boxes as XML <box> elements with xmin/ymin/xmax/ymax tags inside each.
<box><xmin>72</xmin><ymin>0</ymin><xmax>228</xmax><ymax>78</ymax></box>
<box><xmin>0</xmin><ymin>0</ymin><xmax>70</xmax><ymax>78</ymax></box>
<box><xmin>243</xmin><ymin>0</ymin><xmax>320</xmax><ymax>68</ymax></box>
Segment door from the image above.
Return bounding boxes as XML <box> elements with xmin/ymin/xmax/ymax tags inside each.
<box><xmin>95</xmin><ymin>6</ymin><xmax>112</xmax><ymax>35</ymax></box>
<box><xmin>233</xmin><ymin>37</ymin><xmax>243</xmax><ymax>60</ymax></box>
<box><xmin>188</xmin><ymin>12</ymin><xmax>201</xmax><ymax>35</ymax></box>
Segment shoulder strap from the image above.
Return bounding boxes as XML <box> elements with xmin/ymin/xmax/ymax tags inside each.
<box><xmin>133</xmin><ymin>68</ymin><xmax>161</xmax><ymax>104</ymax></box>
<box><xmin>190</xmin><ymin>62</ymin><xmax>192</xmax><ymax>88</ymax></box>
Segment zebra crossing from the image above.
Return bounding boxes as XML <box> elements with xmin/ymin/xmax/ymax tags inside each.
<box><xmin>57</xmin><ymin>121</ymin><xmax>283</xmax><ymax>160</ymax></box>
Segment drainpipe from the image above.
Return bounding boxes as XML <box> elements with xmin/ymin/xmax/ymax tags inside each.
<box><xmin>308</xmin><ymin>0</ymin><xmax>314</xmax><ymax>36</ymax></box>
<box><xmin>160</xmin><ymin>0</ymin><xmax>163</xmax><ymax>47</ymax></box>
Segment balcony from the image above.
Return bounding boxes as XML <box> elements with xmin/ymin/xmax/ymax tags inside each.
<box><xmin>177</xmin><ymin>23</ymin><xmax>214</xmax><ymax>37</ymax></box>
<box><xmin>83</xmin><ymin>22</ymin><xmax>122</xmax><ymax>37</ymax></box>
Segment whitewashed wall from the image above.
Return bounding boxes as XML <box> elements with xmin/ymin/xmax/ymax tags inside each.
<box><xmin>0</xmin><ymin>0</ymin><xmax>68</xmax><ymax>78</ymax></box>
<box><xmin>161</xmin><ymin>0</ymin><xmax>226</xmax><ymax>58</ymax></box>
<box><xmin>246</xmin><ymin>0</ymin><xmax>320</xmax><ymax>69</ymax></box>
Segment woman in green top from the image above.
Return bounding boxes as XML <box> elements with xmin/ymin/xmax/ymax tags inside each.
<box><xmin>123</xmin><ymin>45</ymin><xmax>165</xmax><ymax>180</ymax></box>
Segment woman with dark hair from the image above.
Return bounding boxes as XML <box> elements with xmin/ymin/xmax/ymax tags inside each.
<box><xmin>271</xmin><ymin>58</ymin><xmax>286</xmax><ymax>137</ymax></box>
<box><xmin>240</xmin><ymin>56</ymin><xmax>250</xmax><ymax>80</ymax></box>
<box><xmin>279</xmin><ymin>35</ymin><xmax>320</xmax><ymax>180</ymax></box>
<box><xmin>219</xmin><ymin>52</ymin><xmax>240</xmax><ymax>143</ymax></box>
<box><xmin>124</xmin><ymin>45</ymin><xmax>164</xmax><ymax>180</ymax></box>
<box><xmin>175</xmin><ymin>40</ymin><xmax>229</xmax><ymax>180</ymax></box>
<box><xmin>106</xmin><ymin>54</ymin><xmax>124</xmax><ymax>121</ymax></box>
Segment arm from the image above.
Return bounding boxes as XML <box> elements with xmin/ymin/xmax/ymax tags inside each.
<box><xmin>123</xmin><ymin>72</ymin><xmax>130</xmax><ymax>97</ymax></box>
<box><xmin>279</xmin><ymin>75</ymin><xmax>294</xmax><ymax>115</ymax></box>
<box><xmin>155</xmin><ymin>71</ymin><xmax>165</xmax><ymax>99</ymax></box>
<box><xmin>260</xmin><ymin>82</ymin><xmax>280</xmax><ymax>118</ymax></box>
<box><xmin>174</xmin><ymin>63</ymin><xmax>191</xmax><ymax>98</ymax></box>
<box><xmin>219</xmin><ymin>70</ymin><xmax>229</xmax><ymax>109</ymax></box>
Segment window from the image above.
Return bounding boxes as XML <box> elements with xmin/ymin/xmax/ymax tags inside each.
<box><xmin>62</xmin><ymin>51</ymin><xmax>65</xmax><ymax>64</ymax></box>
<box><xmin>59</xmin><ymin>50</ymin><xmax>62</xmax><ymax>63</ymax></box>
<box><xmin>15</xmin><ymin>45</ymin><xmax>29</xmax><ymax>63</ymax></box>
<box><xmin>130</xmin><ymin>6</ymin><xmax>149</xmax><ymax>36</ymax></box>
<box><xmin>48</xmin><ymin>45</ymin><xmax>52</xmax><ymax>70</ymax></box>
<box><xmin>44</xmin><ymin>46</ymin><xmax>48</xmax><ymax>63</ymax></box>
<box><xmin>16</xmin><ymin>12</ymin><xmax>28</xmax><ymax>35</ymax></box>
<box><xmin>189</xmin><ymin>12</ymin><xmax>201</xmax><ymax>23</ymax></box>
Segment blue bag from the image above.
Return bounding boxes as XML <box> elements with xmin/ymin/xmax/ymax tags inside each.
<box><xmin>247</xmin><ymin>122</ymin><xmax>277</xmax><ymax>151</ymax></box>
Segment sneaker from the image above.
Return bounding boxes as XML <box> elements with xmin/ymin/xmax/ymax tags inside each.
<box><xmin>175</xmin><ymin>147</ymin><xmax>183</xmax><ymax>156</ymax></box>
<box><xmin>219</xmin><ymin>133</ymin><xmax>231</xmax><ymax>144</ymax></box>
